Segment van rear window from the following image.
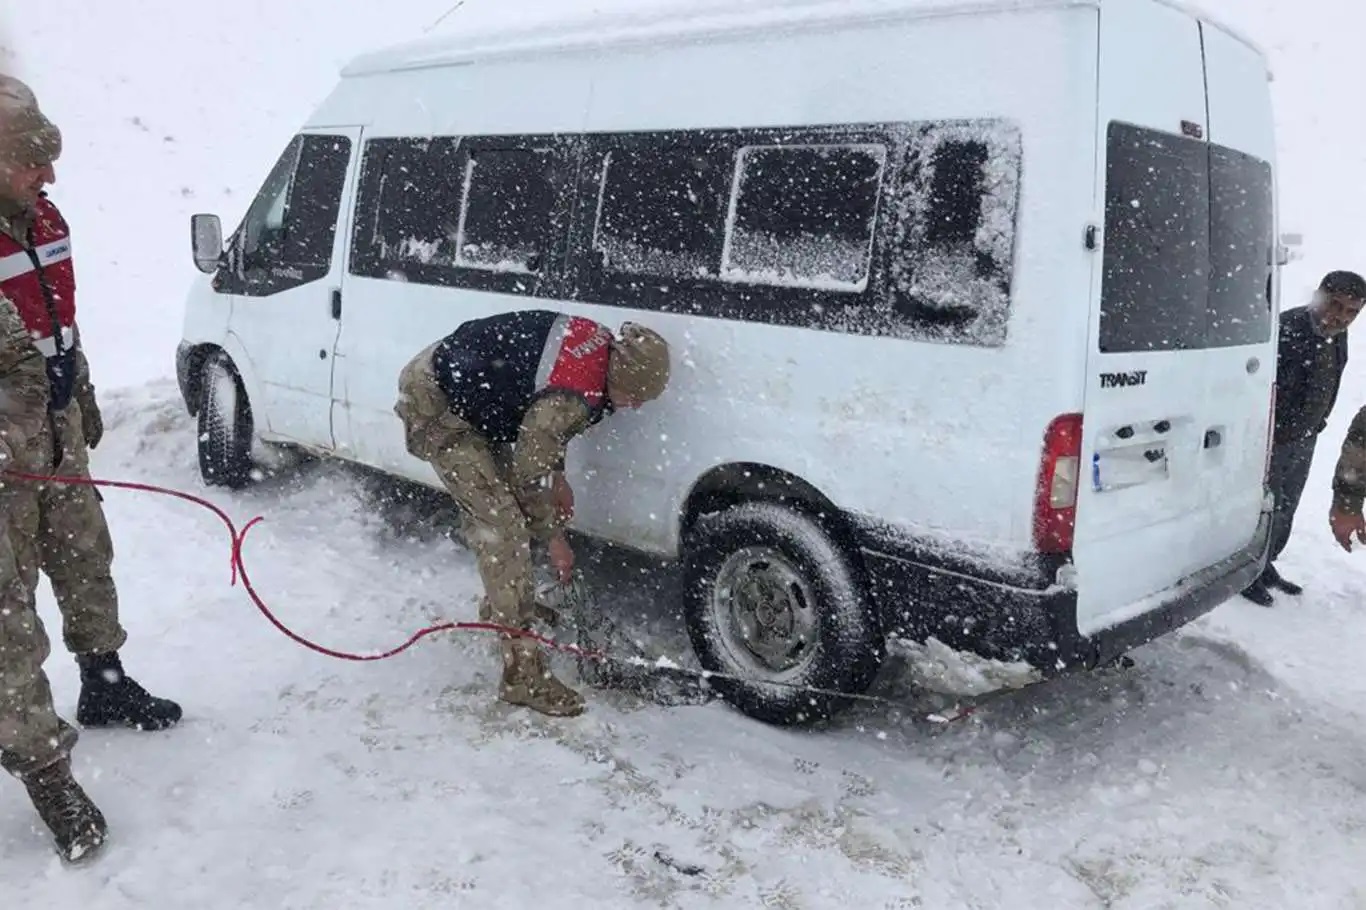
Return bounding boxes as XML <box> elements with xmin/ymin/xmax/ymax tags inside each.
<box><xmin>1208</xmin><ymin>145</ymin><xmax>1274</xmax><ymax>347</ymax></box>
<box><xmin>1099</xmin><ymin>122</ymin><xmax>1273</xmax><ymax>353</ymax></box>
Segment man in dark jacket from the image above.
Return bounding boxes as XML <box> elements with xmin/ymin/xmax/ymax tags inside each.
<box><xmin>1242</xmin><ymin>270</ymin><xmax>1364</xmax><ymax>605</ymax></box>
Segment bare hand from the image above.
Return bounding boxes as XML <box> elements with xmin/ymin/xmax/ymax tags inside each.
<box><xmin>1329</xmin><ymin>507</ymin><xmax>1366</xmax><ymax>552</ymax></box>
<box><xmin>548</xmin><ymin>531</ymin><xmax>575</xmax><ymax>584</ymax></box>
<box><xmin>551</xmin><ymin>473</ymin><xmax>574</xmax><ymax>523</ymax></box>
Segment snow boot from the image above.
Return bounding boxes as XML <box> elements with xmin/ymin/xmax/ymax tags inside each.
<box><xmin>1262</xmin><ymin>565</ymin><xmax>1303</xmax><ymax>596</ymax></box>
<box><xmin>498</xmin><ymin>638</ymin><xmax>585</xmax><ymax>717</ymax></box>
<box><xmin>75</xmin><ymin>651</ymin><xmax>183</xmax><ymax>731</ymax></box>
<box><xmin>22</xmin><ymin>759</ymin><xmax>107</xmax><ymax>863</ymax></box>
<box><xmin>1239</xmin><ymin>578</ymin><xmax>1274</xmax><ymax>606</ymax></box>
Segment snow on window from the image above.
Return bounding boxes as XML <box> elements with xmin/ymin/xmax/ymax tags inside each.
<box><xmin>369</xmin><ymin>138</ymin><xmax>464</xmax><ymax>269</ymax></box>
<box><xmin>889</xmin><ymin>120</ymin><xmax>1022</xmax><ymax>346</ymax></box>
<box><xmin>454</xmin><ymin>148</ymin><xmax>557</xmax><ymax>274</ymax></box>
<box><xmin>721</xmin><ymin>143</ymin><xmax>887</xmax><ymax>292</ymax></box>
<box><xmin>593</xmin><ymin>147</ymin><xmax>729</xmax><ymax>279</ymax></box>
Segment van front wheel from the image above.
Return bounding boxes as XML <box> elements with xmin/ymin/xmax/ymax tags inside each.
<box><xmin>197</xmin><ymin>352</ymin><xmax>254</xmax><ymax>489</ymax></box>
<box><xmin>682</xmin><ymin>501</ymin><xmax>885</xmax><ymax>726</ymax></box>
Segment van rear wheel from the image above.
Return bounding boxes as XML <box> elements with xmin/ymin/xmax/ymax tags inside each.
<box><xmin>197</xmin><ymin>351</ymin><xmax>254</xmax><ymax>489</ymax></box>
<box><xmin>682</xmin><ymin>501</ymin><xmax>885</xmax><ymax>726</ymax></box>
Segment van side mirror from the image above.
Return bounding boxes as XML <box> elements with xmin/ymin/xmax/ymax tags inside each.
<box><xmin>191</xmin><ymin>214</ymin><xmax>224</xmax><ymax>274</ymax></box>
<box><xmin>1277</xmin><ymin>232</ymin><xmax>1303</xmax><ymax>266</ymax></box>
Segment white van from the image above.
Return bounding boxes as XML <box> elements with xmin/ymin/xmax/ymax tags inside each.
<box><xmin>176</xmin><ymin>0</ymin><xmax>1282</xmax><ymax>726</ymax></box>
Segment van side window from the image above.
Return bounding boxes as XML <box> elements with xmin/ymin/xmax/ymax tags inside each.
<box><xmin>223</xmin><ymin>133</ymin><xmax>353</xmax><ymax>297</ymax></box>
<box><xmin>368</xmin><ymin>137</ymin><xmax>463</xmax><ymax>268</ymax></box>
<box><xmin>593</xmin><ymin>147</ymin><xmax>730</xmax><ymax>279</ymax></box>
<box><xmin>350</xmin><ymin>120</ymin><xmax>1025</xmax><ymax>346</ymax></box>
<box><xmin>456</xmin><ymin>148</ymin><xmax>557</xmax><ymax>274</ymax></box>
<box><xmin>1099</xmin><ymin>122</ymin><xmax>1273</xmax><ymax>353</ymax></box>
<box><xmin>889</xmin><ymin>122</ymin><xmax>1022</xmax><ymax>345</ymax></box>
<box><xmin>721</xmin><ymin>144</ymin><xmax>886</xmax><ymax>291</ymax></box>
<box><xmin>351</xmin><ymin>136</ymin><xmax>574</xmax><ymax>293</ymax></box>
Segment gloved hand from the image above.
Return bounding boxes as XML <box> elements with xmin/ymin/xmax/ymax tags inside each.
<box><xmin>80</xmin><ymin>392</ymin><xmax>103</xmax><ymax>450</ymax></box>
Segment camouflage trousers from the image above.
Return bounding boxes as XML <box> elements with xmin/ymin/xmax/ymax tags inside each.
<box><xmin>396</xmin><ymin>346</ymin><xmax>536</xmax><ymax>631</ymax></box>
<box><xmin>0</xmin><ymin>401</ymin><xmax>126</xmax><ymax>777</ymax></box>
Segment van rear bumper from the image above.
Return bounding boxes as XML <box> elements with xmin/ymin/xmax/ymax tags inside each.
<box><xmin>854</xmin><ymin>503</ymin><xmax>1272</xmax><ymax>674</ymax></box>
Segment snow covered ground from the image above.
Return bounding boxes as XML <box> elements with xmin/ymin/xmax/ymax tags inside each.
<box><xmin>1</xmin><ymin>0</ymin><xmax>1365</xmax><ymax>906</ymax></box>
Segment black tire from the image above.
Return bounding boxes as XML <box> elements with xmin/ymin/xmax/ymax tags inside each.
<box><xmin>682</xmin><ymin>500</ymin><xmax>885</xmax><ymax>726</ymax></box>
<box><xmin>197</xmin><ymin>351</ymin><xmax>254</xmax><ymax>489</ymax></box>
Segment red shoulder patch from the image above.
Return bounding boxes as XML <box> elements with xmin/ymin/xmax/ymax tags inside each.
<box><xmin>544</xmin><ymin>317</ymin><xmax>611</xmax><ymax>403</ymax></box>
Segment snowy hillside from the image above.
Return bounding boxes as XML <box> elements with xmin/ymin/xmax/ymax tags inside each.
<box><xmin>1</xmin><ymin>0</ymin><xmax>1366</xmax><ymax>906</ymax></box>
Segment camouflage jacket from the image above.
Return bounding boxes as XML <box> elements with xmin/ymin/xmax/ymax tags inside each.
<box><xmin>0</xmin><ymin>291</ymin><xmax>52</xmax><ymax>466</ymax></box>
<box><xmin>1331</xmin><ymin>405</ymin><xmax>1366</xmax><ymax>514</ymax></box>
<box><xmin>396</xmin><ymin>342</ymin><xmax>591</xmax><ymax>539</ymax></box>
<box><xmin>508</xmin><ymin>391</ymin><xmax>593</xmax><ymax>537</ymax></box>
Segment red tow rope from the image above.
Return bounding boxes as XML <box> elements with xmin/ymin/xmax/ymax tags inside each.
<box><xmin>2</xmin><ymin>470</ymin><xmax>606</xmax><ymax>663</ymax></box>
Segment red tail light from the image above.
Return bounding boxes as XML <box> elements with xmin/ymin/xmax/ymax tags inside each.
<box><xmin>1034</xmin><ymin>413</ymin><xmax>1084</xmax><ymax>554</ymax></box>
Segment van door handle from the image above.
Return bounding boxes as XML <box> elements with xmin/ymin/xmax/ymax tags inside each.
<box><xmin>330</xmin><ymin>288</ymin><xmax>342</xmax><ymax>320</ymax></box>
<box><xmin>1204</xmin><ymin>428</ymin><xmax>1223</xmax><ymax>449</ymax></box>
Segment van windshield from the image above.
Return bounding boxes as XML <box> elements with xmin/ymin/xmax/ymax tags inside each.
<box><xmin>1099</xmin><ymin>121</ymin><xmax>1273</xmax><ymax>353</ymax></box>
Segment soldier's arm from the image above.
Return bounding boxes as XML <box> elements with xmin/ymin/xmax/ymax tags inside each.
<box><xmin>72</xmin><ymin>323</ymin><xmax>94</xmax><ymax>401</ymax></box>
<box><xmin>1331</xmin><ymin>406</ymin><xmax>1366</xmax><ymax>516</ymax></box>
<box><xmin>511</xmin><ymin>392</ymin><xmax>591</xmax><ymax>537</ymax></box>
<box><xmin>70</xmin><ymin>323</ymin><xmax>102</xmax><ymax>447</ymax></box>
<box><xmin>0</xmin><ymin>294</ymin><xmax>50</xmax><ymax>461</ymax></box>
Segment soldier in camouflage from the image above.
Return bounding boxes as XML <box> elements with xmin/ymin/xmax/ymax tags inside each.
<box><xmin>0</xmin><ymin>287</ymin><xmax>108</xmax><ymax>863</ymax></box>
<box><xmin>396</xmin><ymin>309</ymin><xmax>671</xmax><ymax>717</ymax></box>
<box><xmin>1328</xmin><ymin>406</ymin><xmax>1366</xmax><ymax>552</ymax></box>
<box><xmin>0</xmin><ymin>75</ymin><xmax>180</xmax><ymax>863</ymax></box>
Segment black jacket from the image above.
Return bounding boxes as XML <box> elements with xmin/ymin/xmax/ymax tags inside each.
<box><xmin>1273</xmin><ymin>305</ymin><xmax>1348</xmax><ymax>445</ymax></box>
<box><xmin>431</xmin><ymin>308</ymin><xmax>611</xmax><ymax>444</ymax></box>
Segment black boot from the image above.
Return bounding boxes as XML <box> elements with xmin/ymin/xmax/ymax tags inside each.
<box><xmin>1262</xmin><ymin>564</ymin><xmax>1303</xmax><ymax>596</ymax></box>
<box><xmin>22</xmin><ymin>759</ymin><xmax>107</xmax><ymax>863</ymax></box>
<box><xmin>1240</xmin><ymin>578</ymin><xmax>1275</xmax><ymax>606</ymax></box>
<box><xmin>76</xmin><ymin>652</ymin><xmax>182</xmax><ymax>731</ymax></box>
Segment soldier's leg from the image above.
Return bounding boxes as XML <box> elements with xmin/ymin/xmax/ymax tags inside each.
<box><xmin>429</xmin><ymin>430</ymin><xmax>584</xmax><ymax>717</ymax></box>
<box><xmin>0</xmin><ymin>491</ymin><xmax>76</xmax><ymax>778</ymax></box>
<box><xmin>39</xmin><ymin>406</ymin><xmax>180</xmax><ymax>730</ymax></box>
<box><xmin>0</xmin><ymin>490</ymin><xmax>106</xmax><ymax>862</ymax></box>
<box><xmin>37</xmin><ymin>406</ymin><xmax>124</xmax><ymax>654</ymax></box>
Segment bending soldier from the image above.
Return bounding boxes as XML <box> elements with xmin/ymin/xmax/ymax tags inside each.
<box><xmin>395</xmin><ymin>309</ymin><xmax>671</xmax><ymax>717</ymax></box>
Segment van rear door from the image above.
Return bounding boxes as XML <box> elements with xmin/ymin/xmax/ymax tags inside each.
<box><xmin>1073</xmin><ymin>0</ymin><xmax>1269</xmax><ymax>636</ymax></box>
<box><xmin>1196</xmin><ymin>20</ymin><xmax>1278</xmax><ymax>592</ymax></box>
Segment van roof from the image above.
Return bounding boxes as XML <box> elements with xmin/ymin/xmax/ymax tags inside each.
<box><xmin>341</xmin><ymin>0</ymin><xmax>1265</xmax><ymax>78</ymax></box>
<box><xmin>341</xmin><ymin>0</ymin><xmax>1097</xmax><ymax>75</ymax></box>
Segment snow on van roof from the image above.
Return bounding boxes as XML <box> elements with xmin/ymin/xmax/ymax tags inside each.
<box><xmin>1152</xmin><ymin>0</ymin><xmax>1270</xmax><ymax>62</ymax></box>
<box><xmin>340</xmin><ymin>0</ymin><xmax>1101</xmax><ymax>75</ymax></box>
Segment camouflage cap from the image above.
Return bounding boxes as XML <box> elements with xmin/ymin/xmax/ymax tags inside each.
<box><xmin>608</xmin><ymin>322</ymin><xmax>671</xmax><ymax>404</ymax></box>
<box><xmin>0</xmin><ymin>75</ymin><xmax>59</xmax><ymax>167</ymax></box>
